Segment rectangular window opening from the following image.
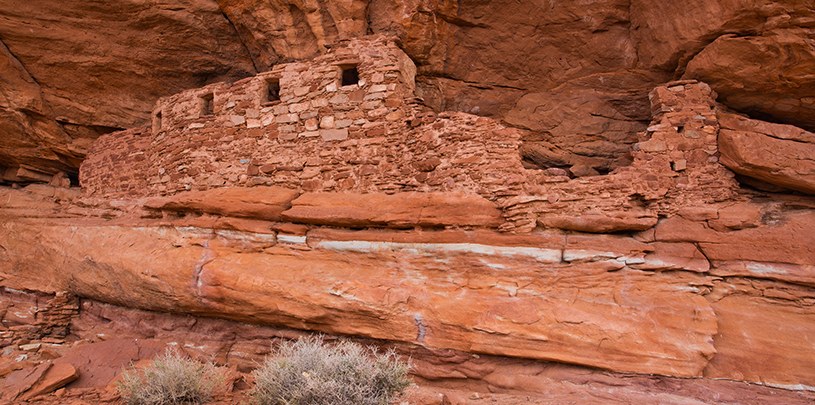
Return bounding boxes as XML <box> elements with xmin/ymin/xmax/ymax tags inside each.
<box><xmin>152</xmin><ymin>112</ymin><xmax>162</xmax><ymax>134</ymax></box>
<box><xmin>264</xmin><ymin>79</ymin><xmax>280</xmax><ymax>103</ymax></box>
<box><xmin>341</xmin><ymin>66</ymin><xmax>359</xmax><ymax>86</ymax></box>
<box><xmin>200</xmin><ymin>94</ymin><xmax>214</xmax><ymax>116</ymax></box>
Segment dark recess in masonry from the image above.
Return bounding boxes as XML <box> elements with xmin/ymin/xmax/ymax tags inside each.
<box><xmin>152</xmin><ymin>111</ymin><xmax>162</xmax><ymax>134</ymax></box>
<box><xmin>200</xmin><ymin>93</ymin><xmax>214</xmax><ymax>116</ymax></box>
<box><xmin>265</xmin><ymin>78</ymin><xmax>280</xmax><ymax>103</ymax></box>
<box><xmin>341</xmin><ymin>66</ymin><xmax>359</xmax><ymax>86</ymax></box>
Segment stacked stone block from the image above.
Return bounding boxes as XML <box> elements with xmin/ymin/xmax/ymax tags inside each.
<box><xmin>499</xmin><ymin>80</ymin><xmax>741</xmax><ymax>233</ymax></box>
<box><xmin>81</xmin><ymin>35</ymin><xmax>528</xmax><ymax>201</ymax></box>
<box><xmin>79</xmin><ymin>127</ymin><xmax>151</xmax><ymax>196</ymax></box>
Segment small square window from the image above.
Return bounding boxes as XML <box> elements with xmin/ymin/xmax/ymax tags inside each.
<box><xmin>341</xmin><ymin>66</ymin><xmax>359</xmax><ymax>86</ymax></box>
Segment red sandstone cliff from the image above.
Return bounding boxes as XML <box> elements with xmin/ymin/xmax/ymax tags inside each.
<box><xmin>1</xmin><ymin>1</ymin><xmax>815</xmax><ymax>404</ymax></box>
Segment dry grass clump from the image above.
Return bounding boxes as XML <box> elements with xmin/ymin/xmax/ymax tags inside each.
<box><xmin>250</xmin><ymin>336</ymin><xmax>411</xmax><ymax>405</ymax></box>
<box><xmin>117</xmin><ymin>347</ymin><xmax>227</xmax><ymax>405</ymax></box>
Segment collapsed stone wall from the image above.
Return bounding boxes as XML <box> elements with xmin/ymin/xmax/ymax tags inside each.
<box><xmin>0</xmin><ymin>288</ymin><xmax>78</xmax><ymax>341</ymax></box>
<box><xmin>81</xmin><ymin>36</ymin><xmax>747</xmax><ymax>236</ymax></box>
<box><xmin>500</xmin><ymin>80</ymin><xmax>740</xmax><ymax>232</ymax></box>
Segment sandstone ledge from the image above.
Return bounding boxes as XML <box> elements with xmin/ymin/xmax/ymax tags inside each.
<box><xmin>144</xmin><ymin>186</ymin><xmax>299</xmax><ymax>220</ymax></box>
<box><xmin>0</xmin><ymin>217</ymin><xmax>715</xmax><ymax>377</ymax></box>
<box><xmin>281</xmin><ymin>191</ymin><xmax>504</xmax><ymax>229</ymax></box>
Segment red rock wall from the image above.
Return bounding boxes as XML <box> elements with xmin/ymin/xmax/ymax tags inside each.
<box><xmin>4</xmin><ymin>5</ymin><xmax>815</xmax><ymax>396</ymax></box>
<box><xmin>79</xmin><ymin>127</ymin><xmax>151</xmax><ymax>196</ymax></box>
<box><xmin>0</xmin><ymin>288</ymin><xmax>78</xmax><ymax>341</ymax></box>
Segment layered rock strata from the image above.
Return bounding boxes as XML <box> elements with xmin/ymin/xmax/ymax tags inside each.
<box><xmin>2</xmin><ymin>291</ymin><xmax>814</xmax><ymax>404</ymax></box>
<box><xmin>2</xmin><ymin>40</ymin><xmax>815</xmax><ymax>390</ymax></box>
<box><xmin>0</xmin><ymin>31</ymin><xmax>813</xmax><ymax>396</ymax></box>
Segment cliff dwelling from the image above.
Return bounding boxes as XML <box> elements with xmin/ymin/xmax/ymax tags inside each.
<box><xmin>1</xmin><ymin>2</ymin><xmax>815</xmax><ymax>404</ymax></box>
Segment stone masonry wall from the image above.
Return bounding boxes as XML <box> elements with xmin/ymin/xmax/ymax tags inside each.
<box><xmin>80</xmin><ymin>127</ymin><xmax>152</xmax><ymax>196</ymax></box>
<box><xmin>80</xmin><ymin>36</ymin><xmax>743</xmax><ymax>236</ymax></box>
<box><xmin>498</xmin><ymin>80</ymin><xmax>740</xmax><ymax>233</ymax></box>
<box><xmin>81</xmin><ymin>35</ymin><xmax>529</xmax><ymax>202</ymax></box>
<box><xmin>143</xmin><ymin>34</ymin><xmax>420</xmax><ymax>196</ymax></box>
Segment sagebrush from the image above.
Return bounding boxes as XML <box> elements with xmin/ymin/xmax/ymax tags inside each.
<box><xmin>117</xmin><ymin>347</ymin><xmax>227</xmax><ymax>405</ymax></box>
<box><xmin>250</xmin><ymin>336</ymin><xmax>411</xmax><ymax>405</ymax></box>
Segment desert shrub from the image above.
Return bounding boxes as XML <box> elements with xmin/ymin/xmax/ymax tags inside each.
<box><xmin>117</xmin><ymin>347</ymin><xmax>226</xmax><ymax>405</ymax></box>
<box><xmin>250</xmin><ymin>336</ymin><xmax>411</xmax><ymax>405</ymax></box>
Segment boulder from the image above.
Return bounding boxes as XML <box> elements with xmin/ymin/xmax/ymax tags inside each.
<box><xmin>685</xmin><ymin>31</ymin><xmax>815</xmax><ymax>132</ymax></box>
<box><xmin>718</xmin><ymin>113</ymin><xmax>815</xmax><ymax>194</ymax></box>
<box><xmin>1</xmin><ymin>363</ymin><xmax>78</xmax><ymax>401</ymax></box>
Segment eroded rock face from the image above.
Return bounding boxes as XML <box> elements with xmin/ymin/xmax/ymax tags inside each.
<box><xmin>705</xmin><ymin>278</ymin><xmax>815</xmax><ymax>390</ymax></box>
<box><xmin>2</xmin><ymin>294</ymin><xmax>812</xmax><ymax>405</ymax></box>
<box><xmin>0</xmin><ymin>217</ymin><xmax>718</xmax><ymax>377</ymax></box>
<box><xmin>0</xmin><ymin>0</ymin><xmax>257</xmax><ymax>176</ymax></box>
<box><xmin>505</xmin><ymin>79</ymin><xmax>650</xmax><ymax>172</ymax></box>
<box><xmin>684</xmin><ymin>30</ymin><xmax>815</xmax><ymax>132</ymax></box>
<box><xmin>718</xmin><ymin>113</ymin><xmax>815</xmax><ymax>194</ymax></box>
<box><xmin>217</xmin><ymin>0</ymin><xmax>370</xmax><ymax>70</ymax></box>
<box><xmin>1</xmin><ymin>1</ymin><xmax>815</xmax><ymax>398</ymax></box>
<box><xmin>3</xmin><ymin>75</ymin><xmax>815</xmax><ymax>390</ymax></box>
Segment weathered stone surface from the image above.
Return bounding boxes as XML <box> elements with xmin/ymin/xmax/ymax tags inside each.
<box><xmin>307</xmin><ymin>228</ymin><xmax>566</xmax><ymax>247</ymax></box>
<box><xmin>0</xmin><ymin>187</ymin><xmax>61</xmax><ymax>216</ymax></box>
<box><xmin>144</xmin><ymin>186</ymin><xmax>300</xmax><ymax>221</ymax></box>
<box><xmin>539</xmin><ymin>212</ymin><xmax>658</xmax><ymax>233</ymax></box>
<box><xmin>0</xmin><ymin>289</ymin><xmax>78</xmax><ymax>342</ymax></box>
<box><xmin>720</xmin><ymin>112</ymin><xmax>815</xmax><ymax>144</ymax></box>
<box><xmin>1</xmin><ymin>0</ymin><xmax>813</xmax><ymax>185</ymax></box>
<box><xmin>718</xmin><ymin>113</ymin><xmax>815</xmax><ymax>194</ymax></box>
<box><xmin>282</xmin><ymin>192</ymin><xmax>504</xmax><ymax>229</ymax></box>
<box><xmin>705</xmin><ymin>278</ymin><xmax>815</xmax><ymax>390</ymax></box>
<box><xmin>217</xmin><ymin>0</ymin><xmax>369</xmax><ymax>70</ymax></box>
<box><xmin>505</xmin><ymin>82</ymin><xmax>650</xmax><ymax>172</ymax></box>
<box><xmin>0</xmin><ymin>0</ymin><xmax>256</xmax><ymax>176</ymax></box>
<box><xmin>630</xmin><ymin>0</ymin><xmax>813</xmax><ymax>71</ymax></box>
<box><xmin>64</xmin><ymin>298</ymin><xmax>815</xmax><ymax>405</ymax></box>
<box><xmin>654</xmin><ymin>210</ymin><xmax>815</xmax><ymax>286</ymax></box>
<box><xmin>370</xmin><ymin>0</ymin><xmax>639</xmax><ymax>114</ymax></box>
<box><xmin>0</xmin><ymin>218</ymin><xmax>718</xmax><ymax>377</ymax></box>
<box><xmin>53</xmin><ymin>339</ymin><xmax>168</xmax><ymax>389</ymax></box>
<box><xmin>633</xmin><ymin>242</ymin><xmax>710</xmax><ymax>273</ymax></box>
<box><xmin>685</xmin><ymin>31</ymin><xmax>815</xmax><ymax>132</ymax></box>
<box><xmin>1</xmin><ymin>363</ymin><xmax>78</xmax><ymax>401</ymax></box>
<box><xmin>1</xmin><ymin>1</ymin><xmax>815</xmax><ymax>397</ymax></box>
